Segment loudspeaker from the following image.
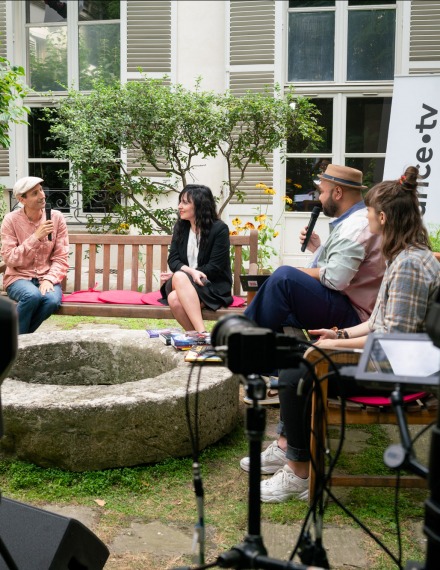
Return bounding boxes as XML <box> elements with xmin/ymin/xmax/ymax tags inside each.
<box><xmin>0</xmin><ymin>497</ymin><xmax>109</xmax><ymax>569</ymax></box>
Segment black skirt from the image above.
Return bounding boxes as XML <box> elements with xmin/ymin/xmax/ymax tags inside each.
<box><xmin>159</xmin><ymin>271</ymin><xmax>231</xmax><ymax>311</ymax></box>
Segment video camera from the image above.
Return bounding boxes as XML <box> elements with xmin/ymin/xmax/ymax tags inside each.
<box><xmin>211</xmin><ymin>314</ymin><xmax>305</xmax><ymax>375</ymax></box>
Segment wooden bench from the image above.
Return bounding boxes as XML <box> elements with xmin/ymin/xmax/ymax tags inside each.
<box><xmin>0</xmin><ymin>230</ymin><xmax>258</xmax><ymax>321</ymax></box>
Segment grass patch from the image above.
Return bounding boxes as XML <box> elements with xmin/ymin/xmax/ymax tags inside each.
<box><xmin>46</xmin><ymin>314</ymin><xmax>216</xmax><ymax>331</ymax></box>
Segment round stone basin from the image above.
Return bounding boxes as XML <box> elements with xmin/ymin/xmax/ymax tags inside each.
<box><xmin>1</xmin><ymin>329</ymin><xmax>239</xmax><ymax>471</ymax></box>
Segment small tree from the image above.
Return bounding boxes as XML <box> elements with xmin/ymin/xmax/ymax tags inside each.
<box><xmin>46</xmin><ymin>77</ymin><xmax>322</xmax><ymax>234</ymax></box>
<box><xmin>0</xmin><ymin>56</ymin><xmax>30</xmax><ymax>149</ymax></box>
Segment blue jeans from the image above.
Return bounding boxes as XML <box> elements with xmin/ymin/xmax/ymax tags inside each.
<box><xmin>244</xmin><ymin>265</ymin><xmax>361</xmax><ymax>332</ymax></box>
<box><xmin>7</xmin><ymin>278</ymin><xmax>62</xmax><ymax>334</ymax></box>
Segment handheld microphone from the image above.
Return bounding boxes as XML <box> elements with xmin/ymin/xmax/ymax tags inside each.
<box><xmin>45</xmin><ymin>204</ymin><xmax>52</xmax><ymax>241</ymax></box>
<box><xmin>301</xmin><ymin>205</ymin><xmax>321</xmax><ymax>252</ymax></box>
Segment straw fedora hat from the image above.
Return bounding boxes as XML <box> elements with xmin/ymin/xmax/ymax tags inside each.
<box><xmin>318</xmin><ymin>164</ymin><xmax>367</xmax><ymax>190</ymax></box>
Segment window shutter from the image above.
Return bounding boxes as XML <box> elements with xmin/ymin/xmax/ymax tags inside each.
<box><xmin>228</xmin><ymin>1</ymin><xmax>276</xmax><ymax>204</ymax></box>
<box><xmin>409</xmin><ymin>1</ymin><xmax>440</xmax><ymax>67</ymax></box>
<box><xmin>126</xmin><ymin>0</ymin><xmax>172</xmax><ymax>74</ymax></box>
<box><xmin>0</xmin><ymin>0</ymin><xmax>10</xmax><ymax>176</ymax></box>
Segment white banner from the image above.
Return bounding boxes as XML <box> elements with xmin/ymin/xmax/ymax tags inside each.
<box><xmin>384</xmin><ymin>75</ymin><xmax>440</xmax><ymax>227</ymax></box>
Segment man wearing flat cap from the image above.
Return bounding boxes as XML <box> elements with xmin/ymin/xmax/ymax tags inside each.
<box><xmin>245</xmin><ymin>163</ymin><xmax>385</xmax><ymax>339</ymax></box>
<box><xmin>1</xmin><ymin>177</ymin><xmax>69</xmax><ymax>334</ymax></box>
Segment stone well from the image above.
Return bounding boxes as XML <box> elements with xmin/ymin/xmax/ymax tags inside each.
<box><xmin>0</xmin><ymin>329</ymin><xmax>239</xmax><ymax>471</ymax></box>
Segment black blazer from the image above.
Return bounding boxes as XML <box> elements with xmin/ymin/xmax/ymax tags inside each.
<box><xmin>167</xmin><ymin>219</ymin><xmax>233</xmax><ymax>306</ymax></box>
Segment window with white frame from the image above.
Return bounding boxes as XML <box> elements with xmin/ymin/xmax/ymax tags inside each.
<box><xmin>285</xmin><ymin>0</ymin><xmax>396</xmax><ymax>210</ymax></box>
<box><xmin>22</xmin><ymin>0</ymin><xmax>120</xmax><ymax>222</ymax></box>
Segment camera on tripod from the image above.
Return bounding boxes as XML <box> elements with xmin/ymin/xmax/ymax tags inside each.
<box><xmin>211</xmin><ymin>314</ymin><xmax>305</xmax><ymax>375</ymax></box>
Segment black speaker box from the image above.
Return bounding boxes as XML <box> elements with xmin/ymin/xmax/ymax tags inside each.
<box><xmin>0</xmin><ymin>497</ymin><xmax>109</xmax><ymax>569</ymax></box>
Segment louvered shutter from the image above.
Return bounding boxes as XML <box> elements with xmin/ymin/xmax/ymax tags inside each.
<box><xmin>126</xmin><ymin>1</ymin><xmax>172</xmax><ymax>74</ymax></box>
<box><xmin>409</xmin><ymin>1</ymin><xmax>440</xmax><ymax>72</ymax></box>
<box><xmin>126</xmin><ymin>2</ymin><xmax>172</xmax><ymax>177</ymax></box>
<box><xmin>0</xmin><ymin>0</ymin><xmax>10</xmax><ymax>176</ymax></box>
<box><xmin>229</xmin><ymin>0</ymin><xmax>276</xmax><ymax>204</ymax></box>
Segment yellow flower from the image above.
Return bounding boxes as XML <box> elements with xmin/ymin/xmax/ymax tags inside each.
<box><xmin>286</xmin><ymin>178</ymin><xmax>292</xmax><ymax>184</ymax></box>
<box><xmin>257</xmin><ymin>223</ymin><xmax>267</xmax><ymax>231</ymax></box>
<box><xmin>255</xmin><ymin>182</ymin><xmax>267</xmax><ymax>189</ymax></box>
<box><xmin>273</xmin><ymin>231</ymin><xmax>279</xmax><ymax>238</ymax></box>
<box><xmin>282</xmin><ymin>196</ymin><xmax>293</xmax><ymax>204</ymax></box>
<box><xmin>244</xmin><ymin>221</ymin><xmax>255</xmax><ymax>230</ymax></box>
<box><xmin>229</xmin><ymin>230</ymin><xmax>238</xmax><ymax>236</ymax></box>
<box><xmin>255</xmin><ymin>214</ymin><xmax>267</xmax><ymax>222</ymax></box>
<box><xmin>294</xmin><ymin>183</ymin><xmax>302</xmax><ymax>189</ymax></box>
<box><xmin>232</xmin><ymin>217</ymin><xmax>242</xmax><ymax>227</ymax></box>
<box><xmin>264</xmin><ymin>187</ymin><xmax>276</xmax><ymax>195</ymax></box>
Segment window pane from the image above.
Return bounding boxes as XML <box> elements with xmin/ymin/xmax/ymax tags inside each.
<box><xmin>286</xmin><ymin>157</ymin><xmax>331</xmax><ymax>211</ymax></box>
<box><xmin>345</xmin><ymin>157</ymin><xmax>385</xmax><ymax>189</ymax></box>
<box><xmin>28</xmin><ymin>27</ymin><xmax>67</xmax><ymax>91</ymax></box>
<box><xmin>288</xmin><ymin>12</ymin><xmax>334</xmax><ymax>82</ymax></box>
<box><xmin>26</xmin><ymin>0</ymin><xmax>67</xmax><ymax>23</ymax></box>
<box><xmin>346</xmin><ymin>98</ymin><xmax>391</xmax><ymax>153</ymax></box>
<box><xmin>29</xmin><ymin>162</ymin><xmax>70</xmax><ymax>212</ymax></box>
<box><xmin>79</xmin><ymin>0</ymin><xmax>120</xmax><ymax>21</ymax></box>
<box><xmin>287</xmin><ymin>98</ymin><xmax>333</xmax><ymax>153</ymax></box>
<box><xmin>28</xmin><ymin>108</ymin><xmax>62</xmax><ymax>158</ymax></box>
<box><xmin>289</xmin><ymin>1</ymin><xmax>334</xmax><ymax>7</ymax></box>
<box><xmin>349</xmin><ymin>1</ymin><xmax>395</xmax><ymax>5</ymax></box>
<box><xmin>347</xmin><ymin>10</ymin><xmax>395</xmax><ymax>81</ymax></box>
<box><xmin>79</xmin><ymin>23</ymin><xmax>120</xmax><ymax>89</ymax></box>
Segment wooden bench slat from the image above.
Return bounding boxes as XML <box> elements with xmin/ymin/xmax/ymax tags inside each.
<box><xmin>116</xmin><ymin>244</ymin><xmax>125</xmax><ymax>289</ymax></box>
<box><xmin>103</xmin><ymin>244</ymin><xmax>111</xmax><ymax>290</ymax></box>
<box><xmin>131</xmin><ymin>244</ymin><xmax>140</xmax><ymax>291</ymax></box>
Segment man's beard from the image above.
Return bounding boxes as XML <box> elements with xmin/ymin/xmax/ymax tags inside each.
<box><xmin>323</xmin><ymin>198</ymin><xmax>338</xmax><ymax>218</ymax></box>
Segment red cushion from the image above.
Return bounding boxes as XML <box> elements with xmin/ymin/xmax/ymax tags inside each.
<box><xmin>230</xmin><ymin>296</ymin><xmax>246</xmax><ymax>307</ymax></box>
<box><xmin>347</xmin><ymin>391</ymin><xmax>427</xmax><ymax>407</ymax></box>
<box><xmin>97</xmin><ymin>290</ymin><xmax>145</xmax><ymax>305</ymax></box>
<box><xmin>141</xmin><ymin>291</ymin><xmax>164</xmax><ymax>306</ymax></box>
<box><xmin>62</xmin><ymin>289</ymin><xmax>104</xmax><ymax>303</ymax></box>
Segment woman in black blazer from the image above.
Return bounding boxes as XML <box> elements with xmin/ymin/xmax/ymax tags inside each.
<box><xmin>160</xmin><ymin>185</ymin><xmax>233</xmax><ymax>332</ymax></box>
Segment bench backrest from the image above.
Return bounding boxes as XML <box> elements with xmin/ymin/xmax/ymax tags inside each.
<box><xmin>64</xmin><ymin>230</ymin><xmax>258</xmax><ymax>296</ymax></box>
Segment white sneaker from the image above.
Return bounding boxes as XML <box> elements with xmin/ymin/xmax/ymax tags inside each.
<box><xmin>239</xmin><ymin>440</ymin><xmax>287</xmax><ymax>474</ymax></box>
<box><xmin>260</xmin><ymin>465</ymin><xmax>309</xmax><ymax>503</ymax></box>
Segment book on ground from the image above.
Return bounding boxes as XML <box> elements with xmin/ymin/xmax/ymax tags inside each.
<box><xmin>184</xmin><ymin>345</ymin><xmax>223</xmax><ymax>364</ymax></box>
<box><xmin>146</xmin><ymin>327</ymin><xmax>181</xmax><ymax>339</ymax></box>
<box><xmin>171</xmin><ymin>332</ymin><xmax>211</xmax><ymax>350</ymax></box>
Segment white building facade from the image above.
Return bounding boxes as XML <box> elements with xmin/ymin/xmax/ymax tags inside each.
<box><xmin>1</xmin><ymin>0</ymin><xmax>439</xmax><ymax>266</ymax></box>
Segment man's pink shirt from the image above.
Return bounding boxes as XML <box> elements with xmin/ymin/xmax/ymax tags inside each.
<box><xmin>1</xmin><ymin>208</ymin><xmax>69</xmax><ymax>289</ymax></box>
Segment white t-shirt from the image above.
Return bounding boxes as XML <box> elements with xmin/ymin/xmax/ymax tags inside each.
<box><xmin>187</xmin><ymin>230</ymin><xmax>199</xmax><ymax>269</ymax></box>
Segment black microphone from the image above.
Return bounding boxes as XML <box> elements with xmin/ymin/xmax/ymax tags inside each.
<box><xmin>301</xmin><ymin>206</ymin><xmax>321</xmax><ymax>252</ymax></box>
<box><xmin>45</xmin><ymin>204</ymin><xmax>52</xmax><ymax>241</ymax></box>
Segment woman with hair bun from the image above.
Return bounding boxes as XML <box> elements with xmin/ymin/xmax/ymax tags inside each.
<box><xmin>244</xmin><ymin>166</ymin><xmax>440</xmax><ymax>504</ymax></box>
<box><xmin>160</xmin><ymin>184</ymin><xmax>232</xmax><ymax>332</ymax></box>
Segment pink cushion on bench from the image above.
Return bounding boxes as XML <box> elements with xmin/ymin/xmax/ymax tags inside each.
<box><xmin>140</xmin><ymin>290</ymin><xmax>246</xmax><ymax>307</ymax></box>
<box><xmin>62</xmin><ymin>289</ymin><xmax>104</xmax><ymax>303</ymax></box>
<box><xmin>97</xmin><ymin>290</ymin><xmax>145</xmax><ymax>305</ymax></box>
<box><xmin>347</xmin><ymin>391</ymin><xmax>427</xmax><ymax>407</ymax></box>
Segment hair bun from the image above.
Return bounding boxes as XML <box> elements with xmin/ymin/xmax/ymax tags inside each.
<box><xmin>400</xmin><ymin>166</ymin><xmax>418</xmax><ymax>189</ymax></box>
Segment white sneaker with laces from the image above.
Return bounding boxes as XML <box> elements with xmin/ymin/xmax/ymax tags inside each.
<box><xmin>239</xmin><ymin>440</ymin><xmax>287</xmax><ymax>474</ymax></box>
<box><xmin>260</xmin><ymin>465</ymin><xmax>309</xmax><ymax>503</ymax></box>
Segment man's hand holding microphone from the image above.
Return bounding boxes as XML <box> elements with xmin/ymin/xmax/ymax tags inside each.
<box><xmin>299</xmin><ymin>206</ymin><xmax>322</xmax><ymax>252</ymax></box>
